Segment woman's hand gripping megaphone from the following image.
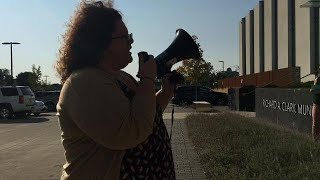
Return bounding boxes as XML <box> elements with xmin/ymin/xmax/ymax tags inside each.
<box><xmin>136</xmin><ymin>51</ymin><xmax>157</xmax><ymax>82</ymax></box>
<box><xmin>136</xmin><ymin>51</ymin><xmax>184</xmax><ymax>85</ymax></box>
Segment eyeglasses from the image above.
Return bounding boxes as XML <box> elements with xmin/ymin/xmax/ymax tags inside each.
<box><xmin>111</xmin><ymin>33</ymin><xmax>133</xmax><ymax>44</ymax></box>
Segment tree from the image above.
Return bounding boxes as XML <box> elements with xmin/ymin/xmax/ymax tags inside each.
<box><xmin>176</xmin><ymin>59</ymin><xmax>215</xmax><ymax>87</ymax></box>
<box><xmin>191</xmin><ymin>35</ymin><xmax>204</xmax><ymax>58</ymax></box>
<box><xmin>16</xmin><ymin>72</ymin><xmax>38</xmax><ymax>89</ymax></box>
<box><xmin>16</xmin><ymin>64</ymin><xmax>43</xmax><ymax>90</ymax></box>
<box><xmin>45</xmin><ymin>83</ymin><xmax>63</xmax><ymax>91</ymax></box>
<box><xmin>176</xmin><ymin>35</ymin><xmax>216</xmax><ymax>87</ymax></box>
<box><xmin>32</xmin><ymin>64</ymin><xmax>42</xmax><ymax>86</ymax></box>
<box><xmin>0</xmin><ymin>69</ymin><xmax>14</xmax><ymax>86</ymax></box>
<box><xmin>234</xmin><ymin>65</ymin><xmax>240</xmax><ymax>72</ymax></box>
<box><xmin>215</xmin><ymin>67</ymin><xmax>239</xmax><ymax>80</ymax></box>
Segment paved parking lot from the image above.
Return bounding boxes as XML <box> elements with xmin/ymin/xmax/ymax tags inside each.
<box><xmin>0</xmin><ymin>104</ymin><xmax>206</xmax><ymax>180</ymax></box>
<box><xmin>0</xmin><ymin>113</ymin><xmax>63</xmax><ymax>180</ymax></box>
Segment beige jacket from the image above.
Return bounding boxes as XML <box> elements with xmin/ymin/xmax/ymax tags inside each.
<box><xmin>57</xmin><ymin>67</ymin><xmax>156</xmax><ymax>180</ymax></box>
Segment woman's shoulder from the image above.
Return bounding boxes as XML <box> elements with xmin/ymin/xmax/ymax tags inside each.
<box><xmin>65</xmin><ymin>68</ymin><xmax>138</xmax><ymax>90</ymax></box>
<box><xmin>117</xmin><ymin>71</ymin><xmax>138</xmax><ymax>91</ymax></box>
<box><xmin>119</xmin><ymin>71</ymin><xmax>137</xmax><ymax>82</ymax></box>
<box><xmin>68</xmin><ymin>67</ymin><xmax>115</xmax><ymax>86</ymax></box>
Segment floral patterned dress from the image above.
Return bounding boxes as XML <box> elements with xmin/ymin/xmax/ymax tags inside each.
<box><xmin>116</xmin><ymin>79</ymin><xmax>176</xmax><ymax>180</ymax></box>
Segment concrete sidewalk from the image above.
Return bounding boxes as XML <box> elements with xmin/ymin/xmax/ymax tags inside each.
<box><xmin>210</xmin><ymin>106</ymin><xmax>256</xmax><ymax>118</ymax></box>
<box><xmin>163</xmin><ymin>105</ymin><xmax>256</xmax><ymax>180</ymax></box>
<box><xmin>163</xmin><ymin>116</ymin><xmax>207</xmax><ymax>180</ymax></box>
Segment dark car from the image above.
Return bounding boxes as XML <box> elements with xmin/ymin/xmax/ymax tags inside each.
<box><xmin>171</xmin><ymin>85</ymin><xmax>228</xmax><ymax>106</ymax></box>
<box><xmin>34</xmin><ymin>91</ymin><xmax>60</xmax><ymax>111</ymax></box>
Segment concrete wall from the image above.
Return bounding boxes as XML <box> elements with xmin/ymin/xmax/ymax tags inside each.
<box><xmin>254</xmin><ymin>2</ymin><xmax>264</xmax><ymax>73</ymax></box>
<box><xmin>218</xmin><ymin>67</ymin><xmax>301</xmax><ymax>88</ymax></box>
<box><xmin>277</xmin><ymin>0</ymin><xmax>289</xmax><ymax>69</ymax></box>
<box><xmin>239</xmin><ymin>18</ymin><xmax>246</xmax><ymax>76</ymax></box>
<box><xmin>309</xmin><ymin>6</ymin><xmax>320</xmax><ymax>76</ymax></box>
<box><xmin>239</xmin><ymin>21</ymin><xmax>243</xmax><ymax>76</ymax></box>
<box><xmin>288</xmin><ymin>0</ymin><xmax>296</xmax><ymax>68</ymax></box>
<box><xmin>295</xmin><ymin>0</ymin><xmax>314</xmax><ymax>82</ymax></box>
<box><xmin>246</xmin><ymin>14</ymin><xmax>250</xmax><ymax>75</ymax></box>
<box><xmin>256</xmin><ymin>88</ymin><xmax>312</xmax><ymax>134</ymax></box>
<box><xmin>245</xmin><ymin>11</ymin><xmax>254</xmax><ymax>75</ymax></box>
<box><xmin>264</xmin><ymin>0</ymin><xmax>273</xmax><ymax>72</ymax></box>
<box><xmin>239</xmin><ymin>0</ymin><xmax>316</xmax><ymax>82</ymax></box>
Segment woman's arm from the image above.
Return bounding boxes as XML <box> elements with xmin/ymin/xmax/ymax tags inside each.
<box><xmin>156</xmin><ymin>74</ymin><xmax>176</xmax><ymax>113</ymax></box>
<box><xmin>311</xmin><ymin>75</ymin><xmax>320</xmax><ymax>142</ymax></box>
<box><xmin>312</xmin><ymin>104</ymin><xmax>320</xmax><ymax>141</ymax></box>
<box><xmin>156</xmin><ymin>89</ymin><xmax>174</xmax><ymax>112</ymax></box>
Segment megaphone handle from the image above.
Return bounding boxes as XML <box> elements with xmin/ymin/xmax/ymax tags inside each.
<box><xmin>136</xmin><ymin>51</ymin><xmax>150</xmax><ymax>78</ymax></box>
<box><xmin>138</xmin><ymin>51</ymin><xmax>149</xmax><ymax>63</ymax></box>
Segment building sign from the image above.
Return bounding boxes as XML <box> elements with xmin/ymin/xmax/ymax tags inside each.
<box><xmin>255</xmin><ymin>88</ymin><xmax>312</xmax><ymax>134</ymax></box>
<box><xmin>262</xmin><ymin>99</ymin><xmax>312</xmax><ymax>116</ymax></box>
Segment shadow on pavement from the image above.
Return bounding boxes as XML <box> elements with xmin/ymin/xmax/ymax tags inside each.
<box><xmin>34</xmin><ymin>113</ymin><xmax>57</xmax><ymax>117</ymax></box>
<box><xmin>165</xmin><ymin>103</ymin><xmax>225</xmax><ymax>113</ymax></box>
<box><xmin>0</xmin><ymin>116</ymin><xmax>50</xmax><ymax>124</ymax></box>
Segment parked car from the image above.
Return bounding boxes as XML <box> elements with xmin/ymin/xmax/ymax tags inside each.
<box><xmin>31</xmin><ymin>100</ymin><xmax>47</xmax><ymax>116</ymax></box>
<box><xmin>171</xmin><ymin>85</ymin><xmax>228</xmax><ymax>106</ymax></box>
<box><xmin>34</xmin><ymin>91</ymin><xmax>60</xmax><ymax>111</ymax></box>
<box><xmin>0</xmin><ymin>86</ymin><xmax>36</xmax><ymax>119</ymax></box>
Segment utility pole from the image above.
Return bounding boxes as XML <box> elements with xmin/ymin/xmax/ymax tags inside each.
<box><xmin>219</xmin><ymin>60</ymin><xmax>225</xmax><ymax>72</ymax></box>
<box><xmin>44</xmin><ymin>75</ymin><xmax>49</xmax><ymax>85</ymax></box>
<box><xmin>2</xmin><ymin>42</ymin><xmax>21</xmax><ymax>77</ymax></box>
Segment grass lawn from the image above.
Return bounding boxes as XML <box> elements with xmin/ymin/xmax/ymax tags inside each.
<box><xmin>185</xmin><ymin>113</ymin><xmax>320</xmax><ymax>179</ymax></box>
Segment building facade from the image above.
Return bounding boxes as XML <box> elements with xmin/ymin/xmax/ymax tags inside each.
<box><xmin>239</xmin><ymin>0</ymin><xmax>319</xmax><ymax>82</ymax></box>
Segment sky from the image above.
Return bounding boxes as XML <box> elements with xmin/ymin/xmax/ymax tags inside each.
<box><xmin>0</xmin><ymin>0</ymin><xmax>259</xmax><ymax>84</ymax></box>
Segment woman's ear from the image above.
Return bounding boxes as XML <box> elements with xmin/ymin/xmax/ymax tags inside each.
<box><xmin>99</xmin><ymin>48</ymin><xmax>115</xmax><ymax>68</ymax></box>
<box><xmin>101</xmin><ymin>48</ymin><xmax>113</xmax><ymax>63</ymax></box>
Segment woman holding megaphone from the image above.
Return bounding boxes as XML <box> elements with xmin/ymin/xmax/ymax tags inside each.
<box><xmin>56</xmin><ymin>1</ymin><xmax>176</xmax><ymax>179</ymax></box>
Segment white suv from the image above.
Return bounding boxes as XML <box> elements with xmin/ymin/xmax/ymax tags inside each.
<box><xmin>0</xmin><ymin>86</ymin><xmax>36</xmax><ymax>119</ymax></box>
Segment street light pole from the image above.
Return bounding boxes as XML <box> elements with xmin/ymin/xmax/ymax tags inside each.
<box><xmin>2</xmin><ymin>42</ymin><xmax>21</xmax><ymax>77</ymax></box>
<box><xmin>219</xmin><ymin>60</ymin><xmax>224</xmax><ymax>71</ymax></box>
<box><xmin>44</xmin><ymin>75</ymin><xmax>49</xmax><ymax>85</ymax></box>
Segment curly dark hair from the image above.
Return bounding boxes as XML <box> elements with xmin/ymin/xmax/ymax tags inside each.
<box><xmin>56</xmin><ymin>0</ymin><xmax>122</xmax><ymax>83</ymax></box>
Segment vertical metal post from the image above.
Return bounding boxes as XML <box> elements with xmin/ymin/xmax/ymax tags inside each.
<box><xmin>10</xmin><ymin>44</ymin><xmax>13</xmax><ymax>77</ymax></box>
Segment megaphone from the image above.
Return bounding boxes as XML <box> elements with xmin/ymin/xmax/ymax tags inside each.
<box><xmin>139</xmin><ymin>28</ymin><xmax>201</xmax><ymax>80</ymax></box>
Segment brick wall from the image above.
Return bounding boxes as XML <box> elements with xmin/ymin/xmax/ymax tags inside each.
<box><xmin>218</xmin><ymin>67</ymin><xmax>301</xmax><ymax>88</ymax></box>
